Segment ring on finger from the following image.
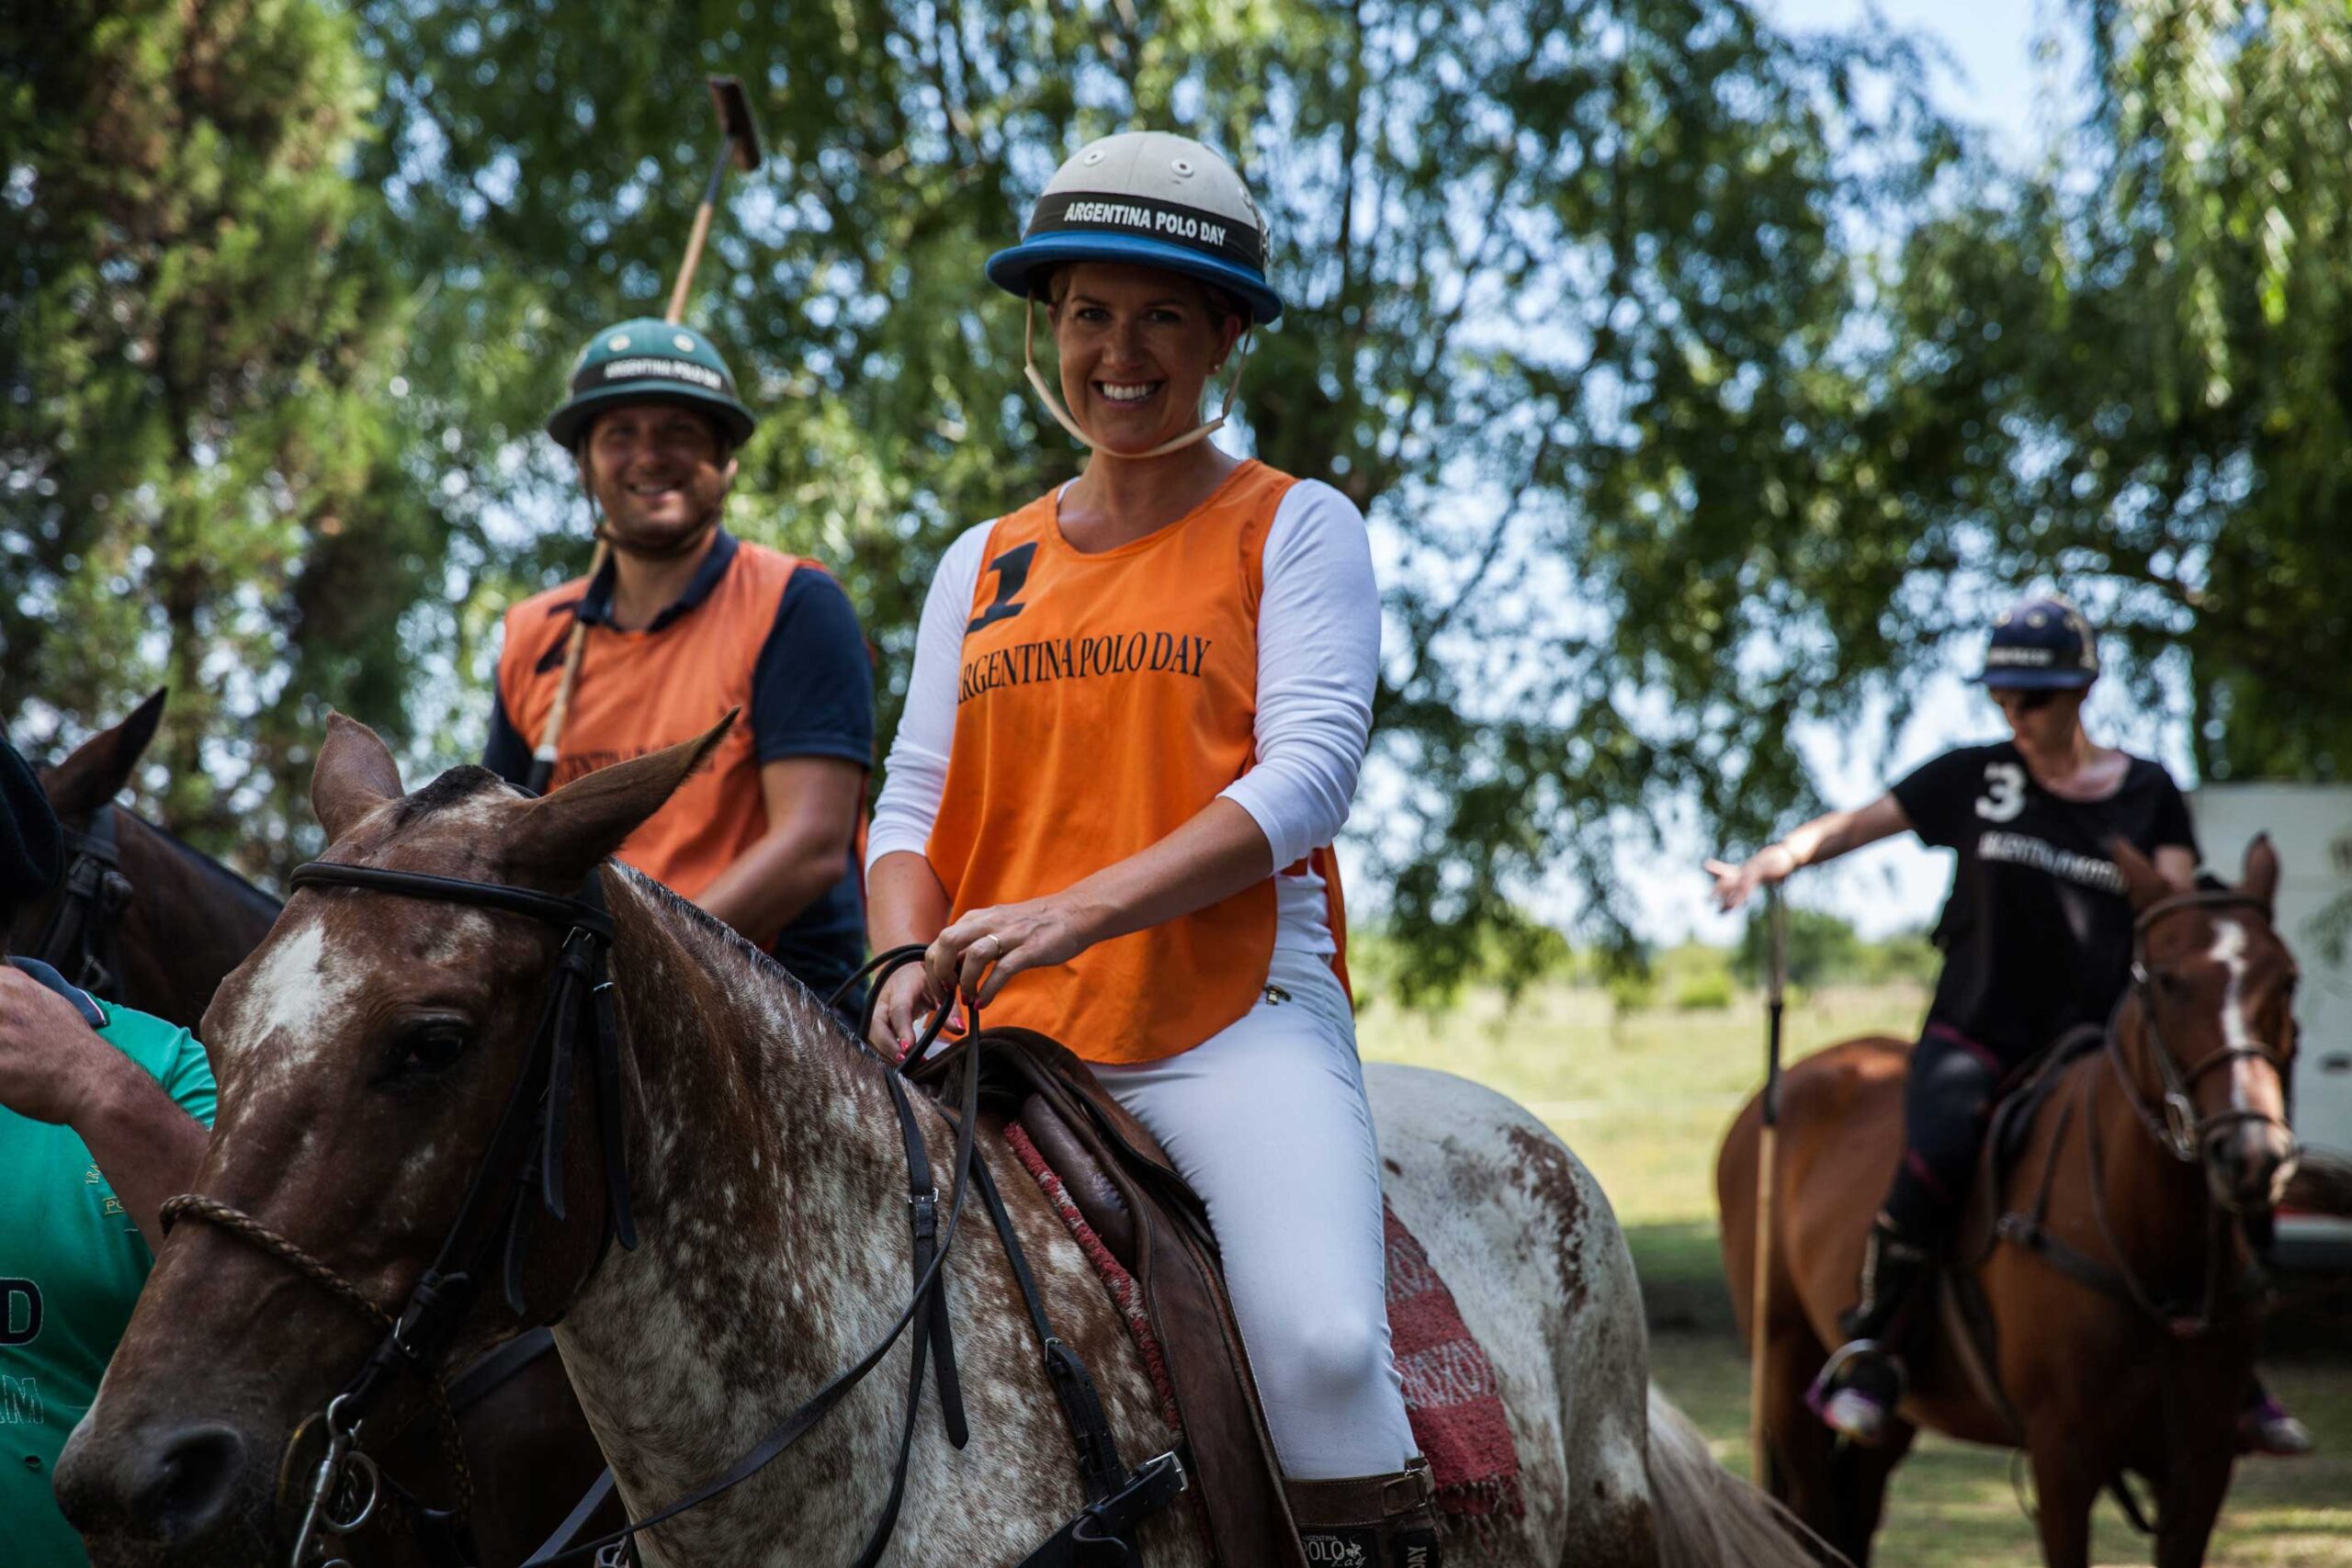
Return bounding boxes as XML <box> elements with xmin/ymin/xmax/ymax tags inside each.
<box><xmin>977</xmin><ymin>934</ymin><xmax>1003</xmax><ymax>960</ymax></box>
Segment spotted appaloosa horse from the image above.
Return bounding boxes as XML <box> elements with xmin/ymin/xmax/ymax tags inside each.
<box><xmin>60</xmin><ymin>716</ymin><xmax>1826</xmax><ymax>1568</ymax></box>
<box><xmin>1719</xmin><ymin>838</ymin><xmax>2301</xmax><ymax>1568</ymax></box>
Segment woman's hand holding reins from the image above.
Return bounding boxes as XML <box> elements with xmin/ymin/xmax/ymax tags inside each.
<box><xmin>867</xmin><ymin>962</ymin><xmax>940</xmax><ymax>1063</ymax></box>
<box><xmin>926</xmin><ymin>895</ymin><xmax>1097</xmax><ymax>1010</ymax></box>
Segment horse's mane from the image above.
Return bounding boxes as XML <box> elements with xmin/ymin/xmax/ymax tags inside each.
<box><xmin>388</xmin><ymin>763</ymin><xmax>874</xmax><ymax>1060</ymax></box>
<box><xmin>119</xmin><ymin>809</ymin><xmax>284</xmax><ymax>923</ymax></box>
<box><xmin>606</xmin><ymin>861</ymin><xmax>874</xmax><ymax>1057</ymax></box>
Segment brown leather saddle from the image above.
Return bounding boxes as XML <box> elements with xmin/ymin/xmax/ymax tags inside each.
<box><xmin>910</xmin><ymin>1028</ymin><xmax>1310</xmax><ymax>1568</ymax></box>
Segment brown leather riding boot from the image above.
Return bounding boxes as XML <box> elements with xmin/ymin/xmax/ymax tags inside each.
<box><xmin>1287</xmin><ymin>1457</ymin><xmax>1442</xmax><ymax>1568</ymax></box>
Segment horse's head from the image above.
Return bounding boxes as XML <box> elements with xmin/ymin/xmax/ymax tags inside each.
<box><xmin>7</xmin><ymin>688</ymin><xmax>164</xmax><ymax>956</ymax></box>
<box><xmin>2112</xmin><ymin>834</ymin><xmax>2301</xmax><ymax>1215</ymax></box>
<box><xmin>57</xmin><ymin>712</ymin><xmax>723</xmax><ymax>1567</ymax></box>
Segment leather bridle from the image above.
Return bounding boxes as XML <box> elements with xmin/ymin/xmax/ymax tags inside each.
<box><xmin>163</xmin><ymin>860</ymin><xmax>639</xmax><ymax>1568</ymax></box>
<box><xmin>2112</xmin><ymin>888</ymin><xmax>2298</xmax><ymax>1177</ymax></box>
<box><xmin>30</xmin><ymin>804</ymin><xmax>132</xmax><ymax>996</ymax></box>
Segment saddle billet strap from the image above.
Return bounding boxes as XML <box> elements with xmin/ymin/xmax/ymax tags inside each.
<box><xmin>529</xmin><ymin>945</ymin><xmax>983</xmax><ymax>1568</ymax></box>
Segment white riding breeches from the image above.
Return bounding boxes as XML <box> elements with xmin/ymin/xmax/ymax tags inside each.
<box><xmin>1090</xmin><ymin>945</ymin><xmax>1419</xmax><ymax>1481</ymax></box>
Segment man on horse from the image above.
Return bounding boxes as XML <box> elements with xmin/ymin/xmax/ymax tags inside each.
<box><xmin>0</xmin><ymin>731</ymin><xmax>215</xmax><ymax>1568</ymax></box>
<box><xmin>1708</xmin><ymin>595</ymin><xmax>2310</xmax><ymax>1456</ymax></box>
<box><xmin>484</xmin><ymin>320</ymin><xmax>876</xmax><ymax>1006</ymax></box>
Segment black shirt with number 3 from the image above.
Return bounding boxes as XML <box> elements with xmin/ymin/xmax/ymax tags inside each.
<box><xmin>1891</xmin><ymin>741</ymin><xmax>2198</xmax><ymax>1066</ymax></box>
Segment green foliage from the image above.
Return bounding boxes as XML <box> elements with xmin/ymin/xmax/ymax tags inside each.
<box><xmin>0</xmin><ymin>0</ymin><xmax>431</xmax><ymax>873</ymax></box>
<box><xmin>1732</xmin><ymin>903</ymin><xmax>1864</xmax><ymax>988</ymax></box>
<box><xmin>1888</xmin><ymin>0</ymin><xmax>2352</xmax><ymax>782</ymax></box>
<box><xmin>1671</xmin><ymin>967</ymin><xmax>1735</xmax><ymax>1011</ymax></box>
<box><xmin>335</xmin><ymin>0</ymin><xmax>1970</xmax><ymax>991</ymax></box>
<box><xmin>7</xmin><ymin>0</ymin><xmax>2344</xmax><ymax>979</ymax></box>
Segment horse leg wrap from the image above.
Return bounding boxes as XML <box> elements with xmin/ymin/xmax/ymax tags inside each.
<box><xmin>1287</xmin><ymin>1457</ymin><xmax>1442</xmax><ymax>1568</ymax></box>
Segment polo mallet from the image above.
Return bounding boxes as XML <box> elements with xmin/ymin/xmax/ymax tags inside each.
<box><xmin>527</xmin><ymin>76</ymin><xmax>763</xmax><ymax>795</ymax></box>
<box><xmin>1747</xmin><ymin>883</ymin><xmax>1788</xmax><ymax>1486</ymax></box>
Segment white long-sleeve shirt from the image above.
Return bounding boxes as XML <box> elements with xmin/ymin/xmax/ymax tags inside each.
<box><xmin>868</xmin><ymin>477</ymin><xmax>1380</xmax><ymax>954</ymax></box>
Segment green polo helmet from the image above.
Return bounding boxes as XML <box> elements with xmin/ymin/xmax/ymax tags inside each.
<box><xmin>545</xmin><ymin>318</ymin><xmax>758</xmax><ymax>451</ymax></box>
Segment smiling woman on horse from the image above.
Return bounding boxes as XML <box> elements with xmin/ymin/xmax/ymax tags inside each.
<box><xmin>1708</xmin><ymin>595</ymin><xmax>2308</xmax><ymax>1457</ymax></box>
<box><xmin>863</xmin><ymin>131</ymin><xmax>1437</xmax><ymax>1562</ymax></box>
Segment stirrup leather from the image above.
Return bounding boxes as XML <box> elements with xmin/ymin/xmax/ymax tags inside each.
<box><xmin>1840</xmin><ymin>1220</ymin><xmax>1930</xmax><ymax>1340</ymax></box>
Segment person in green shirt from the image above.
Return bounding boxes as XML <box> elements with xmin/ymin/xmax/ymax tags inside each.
<box><xmin>0</xmin><ymin>731</ymin><xmax>215</xmax><ymax>1568</ymax></box>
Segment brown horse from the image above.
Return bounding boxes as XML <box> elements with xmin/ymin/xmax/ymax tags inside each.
<box><xmin>1718</xmin><ymin>837</ymin><xmax>2301</xmax><ymax>1567</ymax></box>
<box><xmin>57</xmin><ymin>715</ymin><xmax>1835</xmax><ymax>1568</ymax></box>
<box><xmin>15</xmin><ymin>694</ymin><xmax>611</xmax><ymax>1568</ymax></box>
<box><xmin>14</xmin><ymin>691</ymin><xmax>281</xmax><ymax>1024</ymax></box>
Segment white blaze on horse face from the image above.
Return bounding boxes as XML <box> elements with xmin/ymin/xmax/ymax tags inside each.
<box><xmin>2209</xmin><ymin>919</ymin><xmax>2286</xmax><ymax>1123</ymax></box>
<box><xmin>222</xmin><ymin>918</ymin><xmax>366</xmax><ymax>1083</ymax></box>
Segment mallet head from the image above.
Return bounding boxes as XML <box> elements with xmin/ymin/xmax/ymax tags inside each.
<box><xmin>707</xmin><ymin>76</ymin><xmax>763</xmax><ymax>174</ymax></box>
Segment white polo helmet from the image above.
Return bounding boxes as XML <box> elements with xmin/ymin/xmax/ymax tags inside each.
<box><xmin>986</xmin><ymin>131</ymin><xmax>1280</xmax><ymax>324</ymax></box>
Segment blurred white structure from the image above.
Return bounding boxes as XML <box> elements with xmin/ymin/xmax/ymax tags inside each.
<box><xmin>2193</xmin><ymin>784</ymin><xmax>2352</xmax><ymax>1265</ymax></box>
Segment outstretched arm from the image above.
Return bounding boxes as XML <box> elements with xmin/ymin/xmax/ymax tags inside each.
<box><xmin>1705</xmin><ymin>792</ymin><xmax>1914</xmax><ymax>912</ymax></box>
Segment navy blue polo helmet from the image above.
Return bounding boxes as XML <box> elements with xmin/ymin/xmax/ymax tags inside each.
<box><xmin>1975</xmin><ymin>595</ymin><xmax>2101</xmax><ymax>690</ymax></box>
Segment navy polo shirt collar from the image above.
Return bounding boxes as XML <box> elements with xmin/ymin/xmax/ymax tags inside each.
<box><xmin>574</xmin><ymin>527</ymin><xmax>740</xmax><ymax>633</ymax></box>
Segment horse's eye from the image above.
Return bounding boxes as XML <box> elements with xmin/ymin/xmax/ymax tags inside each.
<box><xmin>394</xmin><ymin>1023</ymin><xmax>470</xmax><ymax>1076</ymax></box>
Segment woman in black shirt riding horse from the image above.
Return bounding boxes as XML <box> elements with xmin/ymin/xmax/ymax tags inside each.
<box><xmin>1707</xmin><ymin>595</ymin><xmax>2310</xmax><ymax>1456</ymax></box>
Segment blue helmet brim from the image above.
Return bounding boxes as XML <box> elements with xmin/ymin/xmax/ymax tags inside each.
<box><xmin>986</xmin><ymin>233</ymin><xmax>1283</xmax><ymax>325</ymax></box>
<box><xmin>1973</xmin><ymin>667</ymin><xmax>2098</xmax><ymax>691</ymax></box>
<box><xmin>545</xmin><ymin>382</ymin><xmax>757</xmax><ymax>452</ymax></box>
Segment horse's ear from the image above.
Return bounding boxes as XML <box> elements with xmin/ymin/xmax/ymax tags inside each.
<box><xmin>509</xmin><ymin>711</ymin><xmax>736</xmax><ymax>882</ymax></box>
<box><xmin>312</xmin><ymin>713</ymin><xmax>406</xmax><ymax>843</ymax></box>
<box><xmin>41</xmin><ymin>688</ymin><xmax>168</xmax><ymax>819</ymax></box>
<box><xmin>2240</xmin><ymin>831</ymin><xmax>2280</xmax><ymax>910</ymax></box>
<box><xmin>2108</xmin><ymin>837</ymin><xmax>2171</xmax><ymax>913</ymax></box>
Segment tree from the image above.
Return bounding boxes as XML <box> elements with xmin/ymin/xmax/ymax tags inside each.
<box><xmin>348</xmin><ymin>0</ymin><xmax>1969</xmax><ymax>996</ymax></box>
<box><xmin>0</xmin><ymin>0</ymin><xmax>431</xmax><ymax>871</ymax></box>
<box><xmin>1886</xmin><ymin>0</ymin><xmax>2352</xmax><ymax>783</ymax></box>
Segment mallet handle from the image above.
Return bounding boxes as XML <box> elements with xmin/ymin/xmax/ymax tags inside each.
<box><xmin>664</xmin><ymin>145</ymin><xmax>730</xmax><ymax>325</ymax></box>
<box><xmin>1747</xmin><ymin>886</ymin><xmax>1789</xmax><ymax>1486</ymax></box>
<box><xmin>526</xmin><ymin>539</ymin><xmax>607</xmax><ymax>795</ymax></box>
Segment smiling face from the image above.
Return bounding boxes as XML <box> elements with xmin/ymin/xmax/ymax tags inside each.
<box><xmin>1046</xmin><ymin>261</ymin><xmax>1247</xmax><ymax>456</ymax></box>
<box><xmin>579</xmin><ymin>401</ymin><xmax>738</xmax><ymax>554</ymax></box>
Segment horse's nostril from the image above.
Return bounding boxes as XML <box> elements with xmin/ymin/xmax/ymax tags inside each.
<box><xmin>138</xmin><ymin>1424</ymin><xmax>250</xmax><ymax>1543</ymax></box>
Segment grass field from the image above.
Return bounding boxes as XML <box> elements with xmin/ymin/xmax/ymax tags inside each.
<box><xmin>1357</xmin><ymin>980</ymin><xmax>2352</xmax><ymax>1567</ymax></box>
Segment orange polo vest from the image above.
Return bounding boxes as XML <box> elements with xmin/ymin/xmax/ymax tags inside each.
<box><xmin>495</xmin><ymin>541</ymin><xmax>804</xmax><ymax>940</ymax></box>
<box><xmin>925</xmin><ymin>460</ymin><xmax>1349</xmax><ymax>1065</ymax></box>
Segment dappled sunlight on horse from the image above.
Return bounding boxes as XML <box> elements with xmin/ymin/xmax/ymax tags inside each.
<box><xmin>60</xmin><ymin>714</ymin><xmax>1835</xmax><ymax>1568</ymax></box>
<box><xmin>1720</xmin><ymin>836</ymin><xmax>2300</xmax><ymax>1568</ymax></box>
